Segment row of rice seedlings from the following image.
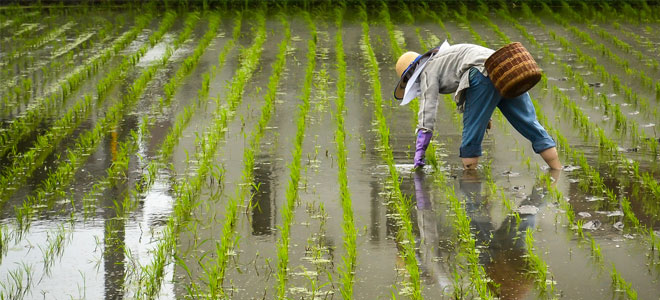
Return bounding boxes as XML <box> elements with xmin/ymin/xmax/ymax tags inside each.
<box><xmin>333</xmin><ymin>7</ymin><xmax>357</xmax><ymax>299</ymax></box>
<box><xmin>0</xmin><ymin>13</ymin><xmax>123</xmax><ymax>115</ymax></box>
<box><xmin>0</xmin><ymin>20</ymin><xmax>76</xmax><ymax>65</ymax></box>
<box><xmin>494</xmin><ymin>6</ymin><xmax>659</xmax><ymax>158</ymax></box>
<box><xmin>379</xmin><ymin>1</ymin><xmax>404</xmax><ymax>59</ymax></box>
<box><xmin>298</xmin><ymin>201</ymin><xmax>331</xmax><ymax>298</ymax></box>
<box><xmin>0</xmin><ymin>11</ymin><xmax>174</xmax><ymax>206</ymax></box>
<box><xmin>529</xmin><ymin>96</ymin><xmax>639</xmax><ymax>298</ymax></box>
<box><xmin>412</xmin><ymin>2</ymin><xmax>452</xmax><ymax>43</ymax></box>
<box><xmin>425</xmin><ymin>147</ymin><xmax>493</xmax><ymax>299</ymax></box>
<box><xmin>610</xmin><ymin>22</ymin><xmax>660</xmax><ymax>70</ymax></box>
<box><xmin>6</xmin><ymin>11</ymin><xmax>196</xmax><ymax>239</ymax></box>
<box><xmin>207</xmin><ymin>12</ymin><xmax>278</xmax><ymax>297</ymax></box>
<box><xmin>452</xmin><ymin>3</ymin><xmax>487</xmax><ymax>48</ymax></box>
<box><xmin>0</xmin><ymin>11</ymin><xmax>155</xmax><ymax>159</ymax></box>
<box><xmin>130</xmin><ymin>12</ymin><xmax>262</xmax><ymax>299</ymax></box>
<box><xmin>611</xmin><ymin>265</ymin><xmax>638</xmax><ymax>299</ymax></box>
<box><xmin>508</xmin><ymin>4</ymin><xmax>660</xmax><ymax>216</ymax></box>
<box><xmin>75</xmin><ymin>9</ymin><xmax>229</xmax><ymax>295</ymax></box>
<box><xmin>542</xmin><ymin>2</ymin><xmax>660</xmax><ymax>103</ymax></box>
<box><xmin>358</xmin><ymin>5</ymin><xmax>422</xmax><ymax>298</ymax></box>
<box><xmin>518</xmin><ymin>1</ymin><xmax>660</xmax><ymax>239</ymax></box>
<box><xmin>0</xmin><ymin>10</ymin><xmax>40</xmax><ymax>31</ymax></box>
<box><xmin>275</xmin><ymin>10</ymin><xmax>316</xmax><ymax>299</ymax></box>
<box><xmin>379</xmin><ymin>1</ymin><xmax>420</xmax><ymax>128</ymax></box>
<box><xmin>494</xmin><ymin>5</ymin><xmax>649</xmax><ymax>280</ymax></box>
<box><xmin>37</xmin><ymin>223</ymin><xmax>70</xmax><ymax>279</ymax></box>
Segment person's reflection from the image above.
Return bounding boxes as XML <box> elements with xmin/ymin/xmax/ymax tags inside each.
<box><xmin>411</xmin><ymin>171</ymin><xmax>453</xmax><ymax>292</ymax></box>
<box><xmin>458</xmin><ymin>169</ymin><xmax>555</xmax><ymax>299</ymax></box>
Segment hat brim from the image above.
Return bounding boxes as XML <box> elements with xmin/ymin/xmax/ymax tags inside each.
<box><xmin>393</xmin><ymin>47</ymin><xmax>440</xmax><ymax>101</ymax></box>
<box><xmin>394</xmin><ymin>55</ymin><xmax>422</xmax><ymax>100</ymax></box>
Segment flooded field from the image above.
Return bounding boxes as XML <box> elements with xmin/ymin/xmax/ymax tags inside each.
<box><xmin>1</xmin><ymin>1</ymin><xmax>659</xmax><ymax>299</ymax></box>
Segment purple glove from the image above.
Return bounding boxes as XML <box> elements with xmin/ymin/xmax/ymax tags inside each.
<box><xmin>414</xmin><ymin>131</ymin><xmax>432</xmax><ymax>168</ymax></box>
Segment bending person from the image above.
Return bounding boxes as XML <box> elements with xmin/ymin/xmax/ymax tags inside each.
<box><xmin>393</xmin><ymin>43</ymin><xmax>561</xmax><ymax>170</ymax></box>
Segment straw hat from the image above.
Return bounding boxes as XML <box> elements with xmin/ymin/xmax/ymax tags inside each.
<box><xmin>393</xmin><ymin>51</ymin><xmax>421</xmax><ymax>100</ymax></box>
<box><xmin>396</xmin><ymin>51</ymin><xmax>420</xmax><ymax>78</ymax></box>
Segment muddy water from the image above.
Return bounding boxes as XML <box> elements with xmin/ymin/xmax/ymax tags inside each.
<box><xmin>1</xmin><ymin>5</ymin><xmax>660</xmax><ymax>300</ymax></box>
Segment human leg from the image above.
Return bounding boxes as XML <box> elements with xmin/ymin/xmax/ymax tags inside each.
<box><xmin>497</xmin><ymin>92</ymin><xmax>561</xmax><ymax>169</ymax></box>
<box><xmin>460</xmin><ymin>68</ymin><xmax>500</xmax><ymax>168</ymax></box>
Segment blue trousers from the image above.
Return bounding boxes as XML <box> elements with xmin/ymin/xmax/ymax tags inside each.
<box><xmin>460</xmin><ymin>68</ymin><xmax>556</xmax><ymax>158</ymax></box>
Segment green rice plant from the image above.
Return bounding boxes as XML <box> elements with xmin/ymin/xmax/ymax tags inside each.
<box><xmin>0</xmin><ymin>11</ymin><xmax>176</xmax><ymax>206</ymax></box>
<box><xmin>379</xmin><ymin>1</ymin><xmax>404</xmax><ymax>59</ymax></box>
<box><xmin>358</xmin><ymin>5</ymin><xmax>422</xmax><ymax>299</ymax></box>
<box><xmin>130</xmin><ymin>12</ymin><xmax>265</xmax><ymax>299</ymax></box>
<box><xmin>0</xmin><ymin>11</ymin><xmax>155</xmax><ymax>159</ymax></box>
<box><xmin>333</xmin><ymin>7</ymin><xmax>358</xmax><ymax>299</ymax></box>
<box><xmin>524</xmin><ymin>228</ymin><xmax>555</xmax><ymax>296</ymax></box>
<box><xmin>379</xmin><ymin>2</ymin><xmax>419</xmax><ymax>128</ymax></box>
<box><xmin>0</xmin><ymin>262</ymin><xmax>33</xmax><ymax>300</ymax></box>
<box><xmin>507</xmin><ymin>4</ymin><xmax>660</xmax><ymax>235</ymax></box>
<box><xmin>38</xmin><ymin>223</ymin><xmax>69</xmax><ymax>278</ymax></box>
<box><xmin>275</xmin><ymin>10</ymin><xmax>316</xmax><ymax>299</ymax></box>
<box><xmin>207</xmin><ymin>12</ymin><xmax>281</xmax><ymax>297</ymax></box>
<box><xmin>0</xmin><ymin>12</ymin><xmax>203</xmax><ymax>264</ymax></box>
<box><xmin>611</xmin><ymin>265</ymin><xmax>638</xmax><ymax>299</ymax></box>
<box><xmin>454</xmin><ymin>3</ymin><xmax>487</xmax><ymax>48</ymax></box>
<box><xmin>541</xmin><ymin>3</ymin><xmax>659</xmax><ymax>108</ymax></box>
<box><xmin>1</xmin><ymin>20</ymin><xmax>76</xmax><ymax>64</ymax></box>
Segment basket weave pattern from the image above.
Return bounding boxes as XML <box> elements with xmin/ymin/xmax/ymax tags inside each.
<box><xmin>485</xmin><ymin>42</ymin><xmax>541</xmax><ymax>98</ymax></box>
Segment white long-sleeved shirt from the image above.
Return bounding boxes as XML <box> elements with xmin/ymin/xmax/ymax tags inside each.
<box><xmin>420</xmin><ymin>44</ymin><xmax>495</xmax><ymax>111</ymax></box>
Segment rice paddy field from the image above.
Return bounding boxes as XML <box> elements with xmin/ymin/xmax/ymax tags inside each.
<box><xmin>1</xmin><ymin>0</ymin><xmax>660</xmax><ymax>299</ymax></box>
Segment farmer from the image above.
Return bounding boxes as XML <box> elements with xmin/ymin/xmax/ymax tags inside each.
<box><xmin>394</xmin><ymin>42</ymin><xmax>561</xmax><ymax>170</ymax></box>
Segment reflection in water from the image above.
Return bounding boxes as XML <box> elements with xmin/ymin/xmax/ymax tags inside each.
<box><xmin>370</xmin><ymin>180</ymin><xmax>381</xmax><ymax>242</ymax></box>
<box><xmin>103</xmin><ymin>130</ymin><xmax>125</xmax><ymax>299</ymax></box>
<box><xmin>251</xmin><ymin>161</ymin><xmax>276</xmax><ymax>236</ymax></box>
<box><xmin>411</xmin><ymin>171</ymin><xmax>453</xmax><ymax>292</ymax></box>
<box><xmin>412</xmin><ymin>170</ymin><xmax>553</xmax><ymax>299</ymax></box>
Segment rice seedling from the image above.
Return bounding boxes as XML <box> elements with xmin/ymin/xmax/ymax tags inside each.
<box><xmin>275</xmin><ymin>10</ymin><xmax>316</xmax><ymax>299</ymax></box>
<box><xmin>0</xmin><ymin>262</ymin><xmax>34</xmax><ymax>300</ymax></box>
<box><xmin>506</xmin><ymin>4</ymin><xmax>660</xmax><ymax>239</ymax></box>
<box><xmin>208</xmin><ymin>11</ymin><xmax>281</xmax><ymax>297</ymax></box>
<box><xmin>0</xmin><ymin>11</ymin><xmax>155</xmax><ymax>159</ymax></box>
<box><xmin>359</xmin><ymin>5</ymin><xmax>422</xmax><ymax>298</ymax></box>
<box><xmin>2</xmin><ymin>2</ymin><xmax>660</xmax><ymax>298</ymax></box>
<box><xmin>0</xmin><ymin>12</ymin><xmax>201</xmax><ymax>269</ymax></box>
<box><xmin>524</xmin><ymin>228</ymin><xmax>555</xmax><ymax>296</ymax></box>
<box><xmin>130</xmin><ymin>11</ymin><xmax>266</xmax><ymax>298</ymax></box>
<box><xmin>1</xmin><ymin>20</ymin><xmax>76</xmax><ymax>65</ymax></box>
<box><xmin>540</xmin><ymin>3</ymin><xmax>660</xmax><ymax>117</ymax></box>
<box><xmin>0</xmin><ymin>10</ymin><xmax>177</xmax><ymax>201</ymax></box>
<box><xmin>611</xmin><ymin>264</ymin><xmax>638</xmax><ymax>299</ymax></box>
<box><xmin>333</xmin><ymin>7</ymin><xmax>358</xmax><ymax>299</ymax></box>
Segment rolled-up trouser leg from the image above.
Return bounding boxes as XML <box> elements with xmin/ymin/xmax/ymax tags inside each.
<box><xmin>498</xmin><ymin>92</ymin><xmax>556</xmax><ymax>153</ymax></box>
<box><xmin>460</xmin><ymin>68</ymin><xmax>500</xmax><ymax>158</ymax></box>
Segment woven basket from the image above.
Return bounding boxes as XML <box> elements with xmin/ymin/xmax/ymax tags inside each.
<box><xmin>485</xmin><ymin>42</ymin><xmax>541</xmax><ymax>98</ymax></box>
